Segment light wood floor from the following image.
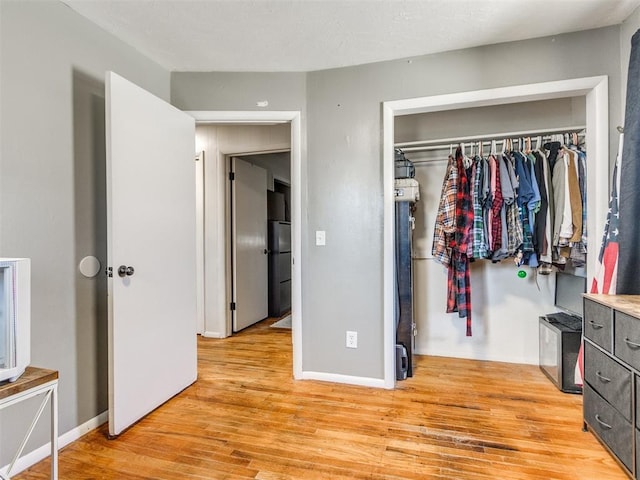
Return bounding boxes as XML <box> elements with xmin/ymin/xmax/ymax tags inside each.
<box><xmin>15</xmin><ymin>318</ymin><xmax>627</xmax><ymax>479</ymax></box>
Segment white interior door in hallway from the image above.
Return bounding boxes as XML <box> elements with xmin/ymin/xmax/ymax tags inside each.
<box><xmin>106</xmin><ymin>71</ymin><xmax>197</xmax><ymax>436</ymax></box>
<box><xmin>231</xmin><ymin>157</ymin><xmax>269</xmax><ymax>332</ymax></box>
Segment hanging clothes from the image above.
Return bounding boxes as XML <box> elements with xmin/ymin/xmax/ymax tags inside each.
<box><xmin>513</xmin><ymin>151</ymin><xmax>536</xmax><ymax>265</ymax></box>
<box><xmin>490</xmin><ymin>156</ymin><xmax>504</xmax><ymax>255</ymax></box>
<box><xmin>492</xmin><ymin>154</ymin><xmax>514</xmax><ymax>261</ymax></box>
<box><xmin>551</xmin><ymin>151</ymin><xmax>569</xmax><ymax>264</ymax></box>
<box><xmin>432</xmin><ymin>154</ymin><xmax>458</xmax><ymax>267</ymax></box>
<box><xmin>446</xmin><ymin>147</ymin><xmax>473</xmax><ymax>336</ymax></box>
<box><xmin>567</xmin><ymin>149</ymin><xmax>583</xmax><ymax>244</ymax></box>
<box><xmin>540</xmin><ymin>147</ymin><xmax>554</xmax><ymax>266</ymax></box>
<box><xmin>430</xmin><ymin>131</ymin><xmax>588</xmax><ymax>335</ymax></box>
<box><xmin>532</xmin><ymin>149</ymin><xmax>549</xmax><ymax>264</ymax></box>
<box><xmin>471</xmin><ymin>155</ymin><xmax>489</xmax><ymax>259</ymax></box>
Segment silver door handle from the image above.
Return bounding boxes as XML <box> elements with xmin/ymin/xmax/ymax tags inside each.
<box><xmin>118</xmin><ymin>265</ymin><xmax>135</xmax><ymax>277</ymax></box>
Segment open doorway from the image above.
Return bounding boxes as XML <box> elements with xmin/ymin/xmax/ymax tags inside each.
<box><xmin>229</xmin><ymin>151</ymin><xmax>292</xmax><ymax>332</ymax></box>
<box><xmin>190</xmin><ymin>111</ymin><xmax>302</xmax><ymax>379</ymax></box>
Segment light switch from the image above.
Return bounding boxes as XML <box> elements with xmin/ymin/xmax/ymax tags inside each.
<box><xmin>315</xmin><ymin>230</ymin><xmax>326</xmax><ymax>246</ymax></box>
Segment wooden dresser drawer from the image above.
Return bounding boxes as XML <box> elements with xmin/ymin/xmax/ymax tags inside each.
<box><xmin>614</xmin><ymin>311</ymin><xmax>640</xmax><ymax>371</ymax></box>
<box><xmin>584</xmin><ymin>342</ymin><xmax>631</xmax><ymax>421</ymax></box>
<box><xmin>584</xmin><ymin>299</ymin><xmax>612</xmax><ymax>352</ymax></box>
<box><xmin>584</xmin><ymin>384</ymin><xmax>633</xmax><ymax>471</ymax></box>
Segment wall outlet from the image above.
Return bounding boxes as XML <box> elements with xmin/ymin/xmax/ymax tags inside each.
<box><xmin>346</xmin><ymin>331</ymin><xmax>358</xmax><ymax>349</ymax></box>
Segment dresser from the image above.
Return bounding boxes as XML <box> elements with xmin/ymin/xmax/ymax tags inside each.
<box><xmin>583</xmin><ymin>294</ymin><xmax>640</xmax><ymax>478</ymax></box>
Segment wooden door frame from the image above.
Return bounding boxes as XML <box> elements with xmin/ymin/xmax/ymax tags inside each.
<box><xmin>382</xmin><ymin>76</ymin><xmax>609</xmax><ymax>388</ymax></box>
<box><xmin>187</xmin><ymin>111</ymin><xmax>302</xmax><ymax>380</ymax></box>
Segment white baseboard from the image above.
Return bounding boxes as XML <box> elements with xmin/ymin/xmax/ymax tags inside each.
<box><xmin>414</xmin><ymin>347</ymin><xmax>537</xmax><ymax>366</ymax></box>
<box><xmin>1</xmin><ymin>411</ymin><xmax>108</xmax><ymax>477</ymax></box>
<box><xmin>301</xmin><ymin>371</ymin><xmax>389</xmax><ymax>389</ymax></box>
<box><xmin>201</xmin><ymin>331</ymin><xmax>226</xmax><ymax>338</ymax></box>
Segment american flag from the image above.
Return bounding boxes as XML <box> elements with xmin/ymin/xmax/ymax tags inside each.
<box><xmin>590</xmin><ymin>157</ymin><xmax>620</xmax><ymax>295</ymax></box>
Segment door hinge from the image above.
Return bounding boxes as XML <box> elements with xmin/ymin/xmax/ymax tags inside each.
<box><xmin>229</xmin><ymin>172</ymin><xmax>235</xmax><ymax>181</ymax></box>
<box><xmin>230</xmin><ymin>302</ymin><xmax>236</xmax><ymax>311</ymax></box>
<box><xmin>106</xmin><ymin>267</ymin><xmax>113</xmax><ymax>278</ymax></box>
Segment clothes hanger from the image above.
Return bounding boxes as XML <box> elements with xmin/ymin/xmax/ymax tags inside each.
<box><xmin>491</xmin><ymin>139</ymin><xmax>496</xmax><ymax>156</ymax></box>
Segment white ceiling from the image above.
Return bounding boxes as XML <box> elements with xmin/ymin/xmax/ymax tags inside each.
<box><xmin>62</xmin><ymin>0</ymin><xmax>640</xmax><ymax>72</ymax></box>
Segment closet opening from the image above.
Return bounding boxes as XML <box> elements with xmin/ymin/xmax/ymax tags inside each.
<box><xmin>382</xmin><ymin>77</ymin><xmax>609</xmax><ymax>388</ymax></box>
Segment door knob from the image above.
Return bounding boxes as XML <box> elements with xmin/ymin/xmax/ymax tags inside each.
<box><xmin>117</xmin><ymin>265</ymin><xmax>135</xmax><ymax>277</ymax></box>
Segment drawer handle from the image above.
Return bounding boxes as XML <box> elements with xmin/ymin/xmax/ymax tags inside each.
<box><xmin>595</xmin><ymin>371</ymin><xmax>611</xmax><ymax>383</ymax></box>
<box><xmin>624</xmin><ymin>337</ymin><xmax>640</xmax><ymax>348</ymax></box>
<box><xmin>588</xmin><ymin>320</ymin><xmax>604</xmax><ymax>329</ymax></box>
<box><xmin>595</xmin><ymin>414</ymin><xmax>612</xmax><ymax>430</ymax></box>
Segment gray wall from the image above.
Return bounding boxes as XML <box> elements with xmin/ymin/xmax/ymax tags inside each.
<box><xmin>0</xmin><ymin>0</ymin><xmax>170</xmax><ymax>465</ymax></box>
<box><xmin>171</xmin><ymin>72</ymin><xmax>306</xmax><ymax>112</ymax></box>
<box><xmin>306</xmin><ymin>27</ymin><xmax>621</xmax><ymax>378</ymax></box>
<box><xmin>173</xmin><ymin>26</ymin><xmax>623</xmax><ymax>381</ymax></box>
<box><xmin>395</xmin><ymin>97</ymin><xmax>586</xmax><ymax>145</ymax></box>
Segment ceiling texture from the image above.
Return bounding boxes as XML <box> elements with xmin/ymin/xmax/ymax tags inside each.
<box><xmin>61</xmin><ymin>0</ymin><xmax>640</xmax><ymax>72</ymax></box>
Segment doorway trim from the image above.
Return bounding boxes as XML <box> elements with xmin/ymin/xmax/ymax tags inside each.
<box><xmin>195</xmin><ymin>150</ymin><xmax>205</xmax><ymax>335</ymax></box>
<box><xmin>382</xmin><ymin>76</ymin><xmax>609</xmax><ymax>388</ymax></box>
<box><xmin>187</xmin><ymin>110</ymin><xmax>302</xmax><ymax>380</ymax></box>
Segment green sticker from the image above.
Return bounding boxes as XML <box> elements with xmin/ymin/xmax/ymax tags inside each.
<box><xmin>517</xmin><ymin>270</ymin><xmax>527</xmax><ymax>278</ymax></box>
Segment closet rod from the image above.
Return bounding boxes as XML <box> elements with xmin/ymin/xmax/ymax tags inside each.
<box><xmin>394</xmin><ymin>125</ymin><xmax>586</xmax><ymax>149</ymax></box>
<box><xmin>401</xmin><ymin>133</ymin><xmax>585</xmax><ymax>153</ymax></box>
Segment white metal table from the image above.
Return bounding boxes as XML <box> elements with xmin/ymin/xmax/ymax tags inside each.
<box><xmin>0</xmin><ymin>367</ymin><xmax>58</xmax><ymax>480</ymax></box>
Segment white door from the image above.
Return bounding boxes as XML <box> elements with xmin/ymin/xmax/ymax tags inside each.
<box><xmin>231</xmin><ymin>157</ymin><xmax>268</xmax><ymax>331</ymax></box>
<box><xmin>106</xmin><ymin>71</ymin><xmax>197</xmax><ymax>436</ymax></box>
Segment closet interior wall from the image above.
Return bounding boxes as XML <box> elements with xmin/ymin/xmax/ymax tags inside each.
<box><xmin>395</xmin><ymin>97</ymin><xmax>586</xmax><ymax>365</ymax></box>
